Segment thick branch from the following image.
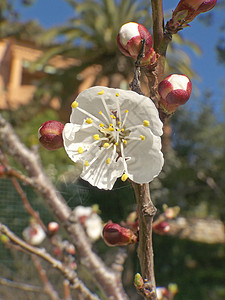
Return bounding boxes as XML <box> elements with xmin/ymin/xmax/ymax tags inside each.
<box><xmin>0</xmin><ymin>115</ymin><xmax>128</xmax><ymax>300</ymax></box>
<box><xmin>132</xmin><ymin>183</ymin><xmax>157</xmax><ymax>300</ymax></box>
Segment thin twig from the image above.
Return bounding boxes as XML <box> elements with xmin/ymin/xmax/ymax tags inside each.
<box><xmin>0</xmin><ymin>277</ymin><xmax>43</xmax><ymax>293</ymax></box>
<box><xmin>0</xmin><ymin>223</ymin><xmax>100</xmax><ymax>300</ymax></box>
<box><xmin>32</xmin><ymin>255</ymin><xmax>61</xmax><ymax>300</ymax></box>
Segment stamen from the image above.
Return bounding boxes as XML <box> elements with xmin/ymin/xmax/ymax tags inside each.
<box><xmin>71</xmin><ymin>101</ymin><xmax>79</xmax><ymax>108</ymax></box>
<box><xmin>99</xmin><ymin>110</ymin><xmax>110</xmax><ymax>125</ymax></box>
<box><xmin>93</xmin><ymin>134</ymin><xmax>100</xmax><ymax>140</ymax></box>
<box><xmin>103</xmin><ymin>143</ymin><xmax>110</xmax><ymax>148</ymax></box>
<box><xmin>116</xmin><ymin>93</ymin><xmax>119</xmax><ymax>97</ymax></box>
<box><xmin>143</xmin><ymin>120</ymin><xmax>150</xmax><ymax>127</ymax></box>
<box><xmin>84</xmin><ymin>160</ymin><xmax>89</xmax><ymax>166</ymax></box>
<box><xmin>106</xmin><ymin>158</ymin><xmax>111</xmax><ymax>164</ymax></box>
<box><xmin>122</xmin><ymin>109</ymin><xmax>129</xmax><ymax>127</ymax></box>
<box><xmin>123</xmin><ymin>140</ymin><xmax>127</xmax><ymax>144</ymax></box>
<box><xmin>98</xmin><ymin>90</ymin><xmax>104</xmax><ymax>95</ymax></box>
<box><xmin>140</xmin><ymin>135</ymin><xmax>145</xmax><ymax>141</ymax></box>
<box><xmin>86</xmin><ymin>118</ymin><xmax>93</xmax><ymax>124</ymax></box>
<box><xmin>78</xmin><ymin>147</ymin><xmax>83</xmax><ymax>154</ymax></box>
<box><xmin>99</xmin><ymin>123</ymin><xmax>104</xmax><ymax>128</ymax></box>
<box><xmin>121</xmin><ymin>174</ymin><xmax>128</xmax><ymax>182</ymax></box>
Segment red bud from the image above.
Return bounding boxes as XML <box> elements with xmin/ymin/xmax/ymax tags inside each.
<box><xmin>103</xmin><ymin>223</ymin><xmax>137</xmax><ymax>247</ymax></box>
<box><xmin>48</xmin><ymin>222</ymin><xmax>59</xmax><ymax>233</ymax></box>
<box><xmin>158</xmin><ymin>74</ymin><xmax>192</xmax><ymax>114</ymax></box>
<box><xmin>153</xmin><ymin>221</ymin><xmax>170</xmax><ymax>235</ymax></box>
<box><xmin>38</xmin><ymin>120</ymin><xmax>64</xmax><ymax>150</ymax></box>
<box><xmin>117</xmin><ymin>22</ymin><xmax>156</xmax><ymax>66</ymax></box>
<box><xmin>167</xmin><ymin>0</ymin><xmax>217</xmax><ymax>32</ymax></box>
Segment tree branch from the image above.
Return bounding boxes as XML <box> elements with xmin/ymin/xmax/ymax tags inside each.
<box><xmin>0</xmin><ymin>114</ymin><xmax>128</xmax><ymax>300</ymax></box>
<box><xmin>0</xmin><ymin>223</ymin><xmax>100</xmax><ymax>300</ymax></box>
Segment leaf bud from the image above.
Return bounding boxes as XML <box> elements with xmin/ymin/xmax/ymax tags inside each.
<box><xmin>117</xmin><ymin>22</ymin><xmax>156</xmax><ymax>65</ymax></box>
<box><xmin>38</xmin><ymin>120</ymin><xmax>64</xmax><ymax>150</ymax></box>
<box><xmin>158</xmin><ymin>74</ymin><xmax>192</xmax><ymax>114</ymax></box>
<box><xmin>134</xmin><ymin>273</ymin><xmax>144</xmax><ymax>289</ymax></box>
<box><xmin>103</xmin><ymin>222</ymin><xmax>137</xmax><ymax>246</ymax></box>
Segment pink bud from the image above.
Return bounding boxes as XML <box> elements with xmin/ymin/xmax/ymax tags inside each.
<box><xmin>153</xmin><ymin>221</ymin><xmax>170</xmax><ymax>235</ymax></box>
<box><xmin>103</xmin><ymin>223</ymin><xmax>137</xmax><ymax>247</ymax></box>
<box><xmin>38</xmin><ymin>120</ymin><xmax>64</xmax><ymax>151</ymax></box>
<box><xmin>0</xmin><ymin>165</ymin><xmax>5</xmax><ymax>177</ymax></box>
<box><xmin>167</xmin><ymin>0</ymin><xmax>217</xmax><ymax>32</ymax></box>
<box><xmin>66</xmin><ymin>244</ymin><xmax>76</xmax><ymax>255</ymax></box>
<box><xmin>117</xmin><ymin>22</ymin><xmax>156</xmax><ymax>65</ymax></box>
<box><xmin>158</xmin><ymin>74</ymin><xmax>192</xmax><ymax>114</ymax></box>
<box><xmin>48</xmin><ymin>222</ymin><xmax>59</xmax><ymax>233</ymax></box>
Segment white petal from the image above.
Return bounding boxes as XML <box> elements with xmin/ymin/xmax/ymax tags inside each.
<box><xmin>124</xmin><ymin>127</ymin><xmax>164</xmax><ymax>183</ymax></box>
<box><xmin>81</xmin><ymin>147</ymin><xmax>124</xmax><ymax>190</ymax></box>
<box><xmin>63</xmin><ymin>122</ymin><xmax>100</xmax><ymax>163</ymax></box>
<box><xmin>117</xmin><ymin>89</ymin><xmax>163</xmax><ymax>136</ymax></box>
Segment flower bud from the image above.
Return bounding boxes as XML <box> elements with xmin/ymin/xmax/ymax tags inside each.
<box><xmin>0</xmin><ymin>165</ymin><xmax>5</xmax><ymax>177</ymax></box>
<box><xmin>103</xmin><ymin>222</ymin><xmax>137</xmax><ymax>246</ymax></box>
<box><xmin>38</xmin><ymin>120</ymin><xmax>64</xmax><ymax>150</ymax></box>
<box><xmin>158</xmin><ymin>74</ymin><xmax>192</xmax><ymax>114</ymax></box>
<box><xmin>153</xmin><ymin>221</ymin><xmax>170</xmax><ymax>235</ymax></box>
<box><xmin>167</xmin><ymin>0</ymin><xmax>217</xmax><ymax>32</ymax></box>
<box><xmin>48</xmin><ymin>221</ymin><xmax>59</xmax><ymax>234</ymax></box>
<box><xmin>163</xmin><ymin>205</ymin><xmax>180</xmax><ymax>219</ymax></box>
<box><xmin>117</xmin><ymin>22</ymin><xmax>156</xmax><ymax>65</ymax></box>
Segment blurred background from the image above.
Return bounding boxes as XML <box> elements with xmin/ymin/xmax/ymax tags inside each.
<box><xmin>0</xmin><ymin>0</ymin><xmax>224</xmax><ymax>299</ymax></box>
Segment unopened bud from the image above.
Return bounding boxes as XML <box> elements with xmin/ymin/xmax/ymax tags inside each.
<box><xmin>168</xmin><ymin>283</ymin><xmax>178</xmax><ymax>295</ymax></box>
<box><xmin>38</xmin><ymin>120</ymin><xmax>64</xmax><ymax>150</ymax></box>
<box><xmin>103</xmin><ymin>222</ymin><xmax>137</xmax><ymax>246</ymax></box>
<box><xmin>158</xmin><ymin>74</ymin><xmax>192</xmax><ymax>114</ymax></box>
<box><xmin>156</xmin><ymin>287</ymin><xmax>169</xmax><ymax>300</ymax></box>
<box><xmin>163</xmin><ymin>205</ymin><xmax>180</xmax><ymax>219</ymax></box>
<box><xmin>0</xmin><ymin>234</ymin><xmax>10</xmax><ymax>244</ymax></box>
<box><xmin>134</xmin><ymin>273</ymin><xmax>144</xmax><ymax>289</ymax></box>
<box><xmin>153</xmin><ymin>221</ymin><xmax>170</xmax><ymax>235</ymax></box>
<box><xmin>48</xmin><ymin>222</ymin><xmax>59</xmax><ymax>233</ymax></box>
<box><xmin>117</xmin><ymin>22</ymin><xmax>156</xmax><ymax>65</ymax></box>
<box><xmin>167</xmin><ymin>0</ymin><xmax>217</xmax><ymax>32</ymax></box>
<box><xmin>66</xmin><ymin>244</ymin><xmax>76</xmax><ymax>255</ymax></box>
<box><xmin>0</xmin><ymin>165</ymin><xmax>5</xmax><ymax>177</ymax></box>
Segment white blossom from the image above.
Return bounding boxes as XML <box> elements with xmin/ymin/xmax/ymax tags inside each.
<box><xmin>63</xmin><ymin>86</ymin><xmax>164</xmax><ymax>190</ymax></box>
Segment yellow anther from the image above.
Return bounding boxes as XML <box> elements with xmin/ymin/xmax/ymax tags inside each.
<box><xmin>71</xmin><ymin>101</ymin><xmax>78</xmax><ymax>108</ymax></box>
<box><xmin>116</xmin><ymin>93</ymin><xmax>119</xmax><ymax>97</ymax></box>
<box><xmin>117</xmin><ymin>128</ymin><xmax>120</xmax><ymax>132</ymax></box>
<box><xmin>143</xmin><ymin>120</ymin><xmax>150</xmax><ymax>127</ymax></box>
<box><xmin>93</xmin><ymin>134</ymin><xmax>100</xmax><ymax>140</ymax></box>
<box><xmin>110</xmin><ymin>123</ymin><xmax>113</xmax><ymax>127</ymax></box>
<box><xmin>109</xmin><ymin>127</ymin><xmax>114</xmax><ymax>131</ymax></box>
<box><xmin>121</xmin><ymin>174</ymin><xmax>128</xmax><ymax>182</ymax></box>
<box><xmin>115</xmin><ymin>142</ymin><xmax>118</xmax><ymax>146</ymax></box>
<box><xmin>118</xmin><ymin>121</ymin><xmax>121</xmax><ymax>125</ymax></box>
<box><xmin>77</xmin><ymin>147</ymin><xmax>83</xmax><ymax>154</ymax></box>
<box><xmin>140</xmin><ymin>135</ymin><xmax>145</xmax><ymax>141</ymax></box>
<box><xmin>98</xmin><ymin>90</ymin><xmax>104</xmax><ymax>95</ymax></box>
<box><xmin>99</xmin><ymin>111</ymin><xmax>102</xmax><ymax>115</ymax></box>
<box><xmin>99</xmin><ymin>123</ymin><xmax>104</xmax><ymax>127</ymax></box>
<box><xmin>86</xmin><ymin>118</ymin><xmax>93</xmax><ymax>124</ymax></box>
<box><xmin>106</xmin><ymin>158</ymin><xmax>111</xmax><ymax>164</ymax></box>
<box><xmin>123</xmin><ymin>140</ymin><xmax>127</xmax><ymax>144</ymax></box>
<box><xmin>121</xmin><ymin>128</ymin><xmax>124</xmax><ymax>132</ymax></box>
<box><xmin>125</xmin><ymin>109</ymin><xmax>128</xmax><ymax>113</ymax></box>
<box><xmin>110</xmin><ymin>115</ymin><xmax>114</xmax><ymax>119</ymax></box>
<box><xmin>103</xmin><ymin>143</ymin><xmax>110</xmax><ymax>148</ymax></box>
<box><xmin>84</xmin><ymin>160</ymin><xmax>89</xmax><ymax>167</ymax></box>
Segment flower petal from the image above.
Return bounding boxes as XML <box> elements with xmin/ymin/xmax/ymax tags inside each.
<box><xmin>63</xmin><ymin>122</ymin><xmax>99</xmax><ymax>163</ymax></box>
<box><xmin>124</xmin><ymin>127</ymin><xmax>164</xmax><ymax>183</ymax></box>
<box><xmin>81</xmin><ymin>146</ymin><xmax>124</xmax><ymax>190</ymax></box>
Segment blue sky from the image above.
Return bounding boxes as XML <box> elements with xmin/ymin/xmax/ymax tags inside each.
<box><xmin>15</xmin><ymin>0</ymin><xmax>225</xmax><ymax>113</ymax></box>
